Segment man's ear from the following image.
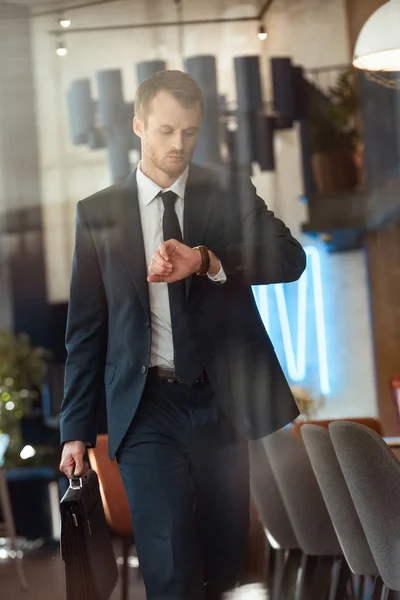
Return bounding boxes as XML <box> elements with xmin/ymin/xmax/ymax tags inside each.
<box><xmin>133</xmin><ymin>116</ymin><xmax>143</xmax><ymax>138</ymax></box>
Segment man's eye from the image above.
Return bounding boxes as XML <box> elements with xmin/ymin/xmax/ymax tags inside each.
<box><xmin>184</xmin><ymin>131</ymin><xmax>196</xmax><ymax>137</ymax></box>
<box><xmin>161</xmin><ymin>129</ymin><xmax>173</xmax><ymax>135</ymax></box>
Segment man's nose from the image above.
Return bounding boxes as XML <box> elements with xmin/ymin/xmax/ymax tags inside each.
<box><xmin>171</xmin><ymin>132</ymin><xmax>184</xmax><ymax>151</ymax></box>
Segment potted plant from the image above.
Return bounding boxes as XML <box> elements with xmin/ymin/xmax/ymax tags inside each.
<box><xmin>0</xmin><ymin>330</ymin><xmax>50</xmax><ymax>467</ymax></box>
<box><xmin>307</xmin><ymin>68</ymin><xmax>361</xmax><ymax>195</ymax></box>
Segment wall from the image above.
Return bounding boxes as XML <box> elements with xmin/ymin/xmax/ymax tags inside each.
<box><xmin>28</xmin><ymin>0</ymin><xmax>377</xmax><ymax>418</ymax></box>
<box><xmin>0</xmin><ymin>2</ymin><xmax>53</xmax><ymax>347</ymax></box>
<box><xmin>366</xmin><ymin>228</ymin><xmax>400</xmax><ymax>436</ymax></box>
<box><xmin>345</xmin><ymin>0</ymin><xmax>386</xmax><ymax>52</ymax></box>
<box><xmin>316</xmin><ymin>247</ymin><xmax>377</xmax><ymax>419</ymax></box>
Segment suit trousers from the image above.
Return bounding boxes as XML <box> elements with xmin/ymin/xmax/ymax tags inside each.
<box><xmin>116</xmin><ymin>371</ymin><xmax>250</xmax><ymax>600</ymax></box>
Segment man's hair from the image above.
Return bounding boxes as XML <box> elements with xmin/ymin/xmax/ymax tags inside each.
<box><xmin>134</xmin><ymin>69</ymin><xmax>203</xmax><ymax>121</ymax></box>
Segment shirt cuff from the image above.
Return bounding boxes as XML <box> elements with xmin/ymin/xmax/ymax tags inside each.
<box><xmin>207</xmin><ymin>262</ymin><xmax>227</xmax><ymax>284</ymax></box>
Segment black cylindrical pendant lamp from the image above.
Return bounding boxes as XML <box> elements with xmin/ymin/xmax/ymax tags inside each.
<box><xmin>235</xmin><ymin>113</ymin><xmax>255</xmax><ymax>173</ymax></box>
<box><xmin>292</xmin><ymin>65</ymin><xmax>308</xmax><ymax>120</ymax></box>
<box><xmin>185</xmin><ymin>55</ymin><xmax>221</xmax><ymax>166</ymax></box>
<box><xmin>257</xmin><ymin>116</ymin><xmax>275</xmax><ymax>172</ymax></box>
<box><xmin>234</xmin><ymin>56</ymin><xmax>263</xmax><ymax>112</ymax></box>
<box><xmin>298</xmin><ymin>119</ymin><xmax>315</xmax><ymax>196</ymax></box>
<box><xmin>136</xmin><ymin>60</ymin><xmax>167</xmax><ymax>85</ymax></box>
<box><xmin>125</xmin><ymin>102</ymin><xmax>141</xmax><ymax>151</ymax></box>
<box><xmin>87</xmin><ymin>128</ymin><xmax>106</xmax><ymax>150</ymax></box>
<box><xmin>234</xmin><ymin>55</ymin><xmax>264</xmax><ymax>171</ymax></box>
<box><xmin>97</xmin><ymin>69</ymin><xmax>131</xmax><ymax>183</ymax></box>
<box><xmin>67</xmin><ymin>79</ymin><xmax>94</xmax><ymax>145</ymax></box>
<box><xmin>271</xmin><ymin>57</ymin><xmax>295</xmax><ymax>126</ymax></box>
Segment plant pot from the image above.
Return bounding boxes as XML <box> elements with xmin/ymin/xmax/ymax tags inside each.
<box><xmin>311</xmin><ymin>151</ymin><xmax>358</xmax><ymax>195</ymax></box>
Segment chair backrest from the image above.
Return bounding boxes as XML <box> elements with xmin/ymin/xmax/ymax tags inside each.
<box><xmin>249</xmin><ymin>440</ymin><xmax>299</xmax><ymax>550</ymax></box>
<box><xmin>291</xmin><ymin>417</ymin><xmax>383</xmax><ymax>439</ymax></box>
<box><xmin>329</xmin><ymin>421</ymin><xmax>400</xmax><ymax>590</ymax></box>
<box><xmin>88</xmin><ymin>435</ymin><xmax>132</xmax><ymax>536</ymax></box>
<box><xmin>302</xmin><ymin>424</ymin><xmax>378</xmax><ymax>576</ymax></box>
<box><xmin>263</xmin><ymin>428</ymin><xmax>342</xmax><ymax>556</ymax></box>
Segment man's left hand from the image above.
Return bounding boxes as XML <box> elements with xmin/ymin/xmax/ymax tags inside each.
<box><xmin>147</xmin><ymin>240</ymin><xmax>219</xmax><ymax>283</ymax></box>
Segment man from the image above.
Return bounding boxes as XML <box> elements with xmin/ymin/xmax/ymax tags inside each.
<box><xmin>59</xmin><ymin>69</ymin><xmax>306</xmax><ymax>600</ymax></box>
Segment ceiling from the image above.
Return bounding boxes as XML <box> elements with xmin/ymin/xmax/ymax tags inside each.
<box><xmin>5</xmin><ymin>0</ymin><xmax>126</xmax><ymax>17</ymax></box>
<box><xmin>6</xmin><ymin>0</ymin><xmax>268</xmax><ymax>20</ymax></box>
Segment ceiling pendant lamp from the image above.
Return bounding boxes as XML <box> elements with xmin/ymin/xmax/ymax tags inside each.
<box><xmin>353</xmin><ymin>0</ymin><xmax>400</xmax><ymax>72</ymax></box>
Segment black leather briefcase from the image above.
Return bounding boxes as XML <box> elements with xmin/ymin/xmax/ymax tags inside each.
<box><xmin>60</xmin><ymin>469</ymin><xmax>118</xmax><ymax>600</ymax></box>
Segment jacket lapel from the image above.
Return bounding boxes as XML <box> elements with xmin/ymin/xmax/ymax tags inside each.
<box><xmin>183</xmin><ymin>164</ymin><xmax>215</xmax><ymax>295</ymax></box>
<box><xmin>116</xmin><ymin>172</ymin><xmax>150</xmax><ymax>318</ymax></box>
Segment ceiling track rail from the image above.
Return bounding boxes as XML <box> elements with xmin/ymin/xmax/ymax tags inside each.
<box><xmin>35</xmin><ymin>0</ymin><xmax>276</xmax><ymax>33</ymax></box>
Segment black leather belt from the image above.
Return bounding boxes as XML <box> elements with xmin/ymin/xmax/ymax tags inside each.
<box><xmin>149</xmin><ymin>366</ymin><xmax>207</xmax><ymax>384</ymax></box>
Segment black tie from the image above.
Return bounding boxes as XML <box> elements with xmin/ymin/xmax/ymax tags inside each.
<box><xmin>160</xmin><ymin>191</ymin><xmax>203</xmax><ymax>386</ymax></box>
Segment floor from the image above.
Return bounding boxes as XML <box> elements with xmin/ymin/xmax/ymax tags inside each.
<box><xmin>0</xmin><ymin>544</ymin><xmax>144</xmax><ymax>600</ymax></box>
<box><xmin>0</xmin><ymin>544</ymin><xmax>268</xmax><ymax>600</ymax></box>
<box><xmin>1</xmin><ymin>546</ymin><xmax>390</xmax><ymax>600</ymax></box>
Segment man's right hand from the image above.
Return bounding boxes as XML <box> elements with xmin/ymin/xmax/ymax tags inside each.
<box><xmin>59</xmin><ymin>441</ymin><xmax>88</xmax><ymax>479</ymax></box>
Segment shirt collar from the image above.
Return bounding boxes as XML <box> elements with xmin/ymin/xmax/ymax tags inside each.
<box><xmin>136</xmin><ymin>161</ymin><xmax>189</xmax><ymax>207</ymax></box>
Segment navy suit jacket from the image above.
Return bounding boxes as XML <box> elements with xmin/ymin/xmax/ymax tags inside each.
<box><xmin>60</xmin><ymin>164</ymin><xmax>306</xmax><ymax>459</ymax></box>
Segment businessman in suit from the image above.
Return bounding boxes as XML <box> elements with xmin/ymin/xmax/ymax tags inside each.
<box><xmin>59</xmin><ymin>69</ymin><xmax>306</xmax><ymax>599</ymax></box>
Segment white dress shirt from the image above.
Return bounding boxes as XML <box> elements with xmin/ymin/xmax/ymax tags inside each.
<box><xmin>136</xmin><ymin>162</ymin><xmax>226</xmax><ymax>369</ymax></box>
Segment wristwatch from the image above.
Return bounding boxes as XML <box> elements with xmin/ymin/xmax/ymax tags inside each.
<box><xmin>193</xmin><ymin>245</ymin><xmax>210</xmax><ymax>275</ymax></box>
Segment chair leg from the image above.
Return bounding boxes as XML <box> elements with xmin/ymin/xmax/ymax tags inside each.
<box><xmin>328</xmin><ymin>557</ymin><xmax>351</xmax><ymax>600</ymax></box>
<box><xmin>308</xmin><ymin>556</ymin><xmax>335</xmax><ymax>600</ymax></box>
<box><xmin>266</xmin><ymin>546</ymin><xmax>276</xmax><ymax>592</ymax></box>
<box><xmin>346</xmin><ymin>575</ymin><xmax>356</xmax><ymax>600</ymax></box>
<box><xmin>380</xmin><ymin>586</ymin><xmax>389</xmax><ymax>600</ymax></box>
<box><xmin>270</xmin><ymin>548</ymin><xmax>286</xmax><ymax>600</ymax></box>
<box><xmin>121</xmin><ymin>537</ymin><xmax>130</xmax><ymax>600</ymax></box>
<box><xmin>296</xmin><ymin>555</ymin><xmax>319</xmax><ymax>600</ymax></box>
<box><xmin>327</xmin><ymin>557</ymin><xmax>342</xmax><ymax>600</ymax></box>
<box><xmin>356</xmin><ymin>576</ymin><xmax>365</xmax><ymax>600</ymax></box>
<box><xmin>279</xmin><ymin>549</ymin><xmax>303</xmax><ymax>600</ymax></box>
<box><xmin>371</xmin><ymin>578</ymin><xmax>384</xmax><ymax>600</ymax></box>
<box><xmin>350</xmin><ymin>575</ymin><xmax>363</xmax><ymax>600</ymax></box>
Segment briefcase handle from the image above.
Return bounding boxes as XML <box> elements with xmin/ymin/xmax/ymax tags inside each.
<box><xmin>69</xmin><ymin>475</ymin><xmax>83</xmax><ymax>490</ymax></box>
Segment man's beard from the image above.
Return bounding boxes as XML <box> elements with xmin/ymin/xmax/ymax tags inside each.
<box><xmin>148</xmin><ymin>147</ymin><xmax>191</xmax><ymax>177</ymax></box>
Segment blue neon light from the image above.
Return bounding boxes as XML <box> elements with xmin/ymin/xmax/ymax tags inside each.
<box><xmin>252</xmin><ymin>245</ymin><xmax>330</xmax><ymax>395</ymax></box>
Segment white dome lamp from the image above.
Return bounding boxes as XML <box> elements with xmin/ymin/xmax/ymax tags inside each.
<box><xmin>353</xmin><ymin>0</ymin><xmax>400</xmax><ymax>76</ymax></box>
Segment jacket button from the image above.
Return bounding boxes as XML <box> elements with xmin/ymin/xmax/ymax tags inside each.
<box><xmin>145</xmin><ymin>320</ymin><xmax>150</xmax><ymax>329</ymax></box>
<box><xmin>141</xmin><ymin>365</ymin><xmax>147</xmax><ymax>374</ymax></box>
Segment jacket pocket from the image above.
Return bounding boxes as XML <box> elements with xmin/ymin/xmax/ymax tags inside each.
<box><xmin>104</xmin><ymin>363</ymin><xmax>116</xmax><ymax>385</ymax></box>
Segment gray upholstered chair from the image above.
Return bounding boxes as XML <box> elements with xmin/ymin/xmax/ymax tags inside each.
<box><xmin>302</xmin><ymin>424</ymin><xmax>382</xmax><ymax>600</ymax></box>
<box><xmin>330</xmin><ymin>421</ymin><xmax>400</xmax><ymax>600</ymax></box>
<box><xmin>263</xmin><ymin>428</ymin><xmax>352</xmax><ymax>600</ymax></box>
<box><xmin>250</xmin><ymin>440</ymin><xmax>301</xmax><ymax>600</ymax></box>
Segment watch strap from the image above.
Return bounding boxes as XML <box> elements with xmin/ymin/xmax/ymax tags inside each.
<box><xmin>193</xmin><ymin>245</ymin><xmax>210</xmax><ymax>275</ymax></box>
